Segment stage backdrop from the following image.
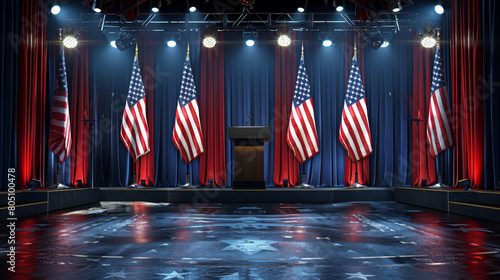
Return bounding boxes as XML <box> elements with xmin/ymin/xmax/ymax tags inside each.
<box><xmin>5</xmin><ymin>0</ymin><xmax>500</xmax><ymax>189</ymax></box>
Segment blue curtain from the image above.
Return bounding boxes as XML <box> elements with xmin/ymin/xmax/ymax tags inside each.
<box><xmin>0</xmin><ymin>0</ymin><xmax>19</xmax><ymax>190</ymax></box>
<box><xmin>483</xmin><ymin>0</ymin><xmax>500</xmax><ymax>190</ymax></box>
<box><xmin>224</xmin><ymin>32</ymin><xmax>276</xmax><ymax>186</ymax></box>
<box><xmin>295</xmin><ymin>31</ymin><xmax>413</xmax><ymax>187</ymax></box>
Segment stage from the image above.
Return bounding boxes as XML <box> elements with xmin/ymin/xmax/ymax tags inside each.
<box><xmin>2</xmin><ymin>186</ymin><xmax>500</xmax><ymax>223</ymax></box>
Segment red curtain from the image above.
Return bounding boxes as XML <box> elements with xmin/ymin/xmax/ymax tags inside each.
<box><xmin>17</xmin><ymin>0</ymin><xmax>47</xmax><ymax>188</ymax></box>
<box><xmin>411</xmin><ymin>31</ymin><xmax>437</xmax><ymax>186</ymax></box>
<box><xmin>199</xmin><ymin>33</ymin><xmax>226</xmax><ymax>187</ymax></box>
<box><xmin>273</xmin><ymin>32</ymin><xmax>299</xmax><ymax>187</ymax></box>
<box><xmin>451</xmin><ymin>0</ymin><xmax>484</xmax><ymax>188</ymax></box>
<box><xmin>69</xmin><ymin>34</ymin><xmax>90</xmax><ymax>187</ymax></box>
<box><xmin>344</xmin><ymin>33</ymin><xmax>370</xmax><ymax>186</ymax></box>
<box><xmin>135</xmin><ymin>36</ymin><xmax>156</xmax><ymax>186</ymax></box>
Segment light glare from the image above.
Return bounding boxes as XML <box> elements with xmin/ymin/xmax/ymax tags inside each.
<box><xmin>435</xmin><ymin>5</ymin><xmax>444</xmax><ymax>14</ymax></box>
<box><xmin>322</xmin><ymin>39</ymin><xmax>333</xmax><ymax>47</ymax></box>
<box><xmin>278</xmin><ymin>35</ymin><xmax>291</xmax><ymax>47</ymax></box>
<box><xmin>167</xmin><ymin>40</ymin><xmax>177</xmax><ymax>48</ymax></box>
<box><xmin>63</xmin><ymin>36</ymin><xmax>78</xmax><ymax>48</ymax></box>
<box><xmin>51</xmin><ymin>5</ymin><xmax>61</xmax><ymax>15</ymax></box>
<box><xmin>203</xmin><ymin>37</ymin><xmax>216</xmax><ymax>48</ymax></box>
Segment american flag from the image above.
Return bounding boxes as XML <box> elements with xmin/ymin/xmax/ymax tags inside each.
<box><xmin>339</xmin><ymin>54</ymin><xmax>373</xmax><ymax>162</ymax></box>
<box><xmin>286</xmin><ymin>54</ymin><xmax>319</xmax><ymax>164</ymax></box>
<box><xmin>120</xmin><ymin>54</ymin><xmax>150</xmax><ymax>161</ymax></box>
<box><xmin>48</xmin><ymin>46</ymin><xmax>71</xmax><ymax>162</ymax></box>
<box><xmin>172</xmin><ymin>53</ymin><xmax>204</xmax><ymax>164</ymax></box>
<box><xmin>427</xmin><ymin>45</ymin><xmax>453</xmax><ymax>157</ymax></box>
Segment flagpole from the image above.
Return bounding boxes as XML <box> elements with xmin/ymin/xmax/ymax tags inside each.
<box><xmin>179</xmin><ymin>44</ymin><xmax>197</xmax><ymax>189</ymax></box>
<box><xmin>293</xmin><ymin>43</ymin><xmax>314</xmax><ymax>189</ymax></box>
<box><xmin>428</xmin><ymin>29</ymin><xmax>449</xmax><ymax>189</ymax></box>
<box><xmin>347</xmin><ymin>41</ymin><xmax>366</xmax><ymax>189</ymax></box>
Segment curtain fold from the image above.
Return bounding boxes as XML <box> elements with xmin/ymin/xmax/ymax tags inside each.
<box><xmin>199</xmin><ymin>33</ymin><xmax>226</xmax><ymax>187</ymax></box>
<box><xmin>0</xmin><ymin>0</ymin><xmax>19</xmax><ymax>190</ymax></box>
<box><xmin>451</xmin><ymin>0</ymin><xmax>484</xmax><ymax>188</ymax></box>
<box><xmin>68</xmin><ymin>33</ymin><xmax>90</xmax><ymax>186</ymax></box>
<box><xmin>273</xmin><ymin>32</ymin><xmax>299</xmax><ymax>187</ymax></box>
<box><xmin>482</xmin><ymin>0</ymin><xmax>500</xmax><ymax>190</ymax></box>
<box><xmin>17</xmin><ymin>0</ymin><xmax>47</xmax><ymax>188</ymax></box>
<box><xmin>135</xmin><ymin>35</ymin><xmax>156</xmax><ymax>186</ymax></box>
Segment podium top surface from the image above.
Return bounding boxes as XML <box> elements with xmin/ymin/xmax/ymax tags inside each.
<box><xmin>228</xmin><ymin>126</ymin><xmax>270</xmax><ymax>140</ymax></box>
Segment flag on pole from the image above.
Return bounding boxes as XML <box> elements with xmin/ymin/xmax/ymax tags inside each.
<box><xmin>48</xmin><ymin>46</ymin><xmax>72</xmax><ymax>162</ymax></box>
<box><xmin>339</xmin><ymin>54</ymin><xmax>373</xmax><ymax>162</ymax></box>
<box><xmin>426</xmin><ymin>44</ymin><xmax>453</xmax><ymax>157</ymax></box>
<box><xmin>172</xmin><ymin>47</ymin><xmax>204</xmax><ymax>164</ymax></box>
<box><xmin>120</xmin><ymin>49</ymin><xmax>150</xmax><ymax>161</ymax></box>
<box><xmin>286</xmin><ymin>49</ymin><xmax>319</xmax><ymax>164</ymax></box>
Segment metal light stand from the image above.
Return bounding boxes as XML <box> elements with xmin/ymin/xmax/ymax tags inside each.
<box><xmin>180</xmin><ymin>164</ymin><xmax>197</xmax><ymax>188</ymax></box>
<box><xmin>348</xmin><ymin>161</ymin><xmax>367</xmax><ymax>188</ymax></box>
<box><xmin>295</xmin><ymin>163</ymin><xmax>314</xmax><ymax>188</ymax></box>
<box><xmin>81</xmin><ymin>118</ymin><xmax>96</xmax><ymax>188</ymax></box>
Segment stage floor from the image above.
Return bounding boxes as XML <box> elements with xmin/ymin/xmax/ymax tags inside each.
<box><xmin>2</xmin><ymin>202</ymin><xmax>500</xmax><ymax>279</ymax></box>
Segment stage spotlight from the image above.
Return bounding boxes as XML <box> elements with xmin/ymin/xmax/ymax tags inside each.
<box><xmin>278</xmin><ymin>34</ymin><xmax>291</xmax><ymax>47</ymax></box>
<box><xmin>435</xmin><ymin>4</ymin><xmax>444</xmax><ymax>14</ymax></box>
<box><xmin>203</xmin><ymin>36</ymin><xmax>216</xmax><ymax>48</ymax></box>
<box><xmin>116</xmin><ymin>34</ymin><xmax>136</xmax><ymax>51</ymax></box>
<box><xmin>363</xmin><ymin>30</ymin><xmax>384</xmax><ymax>50</ymax></box>
<box><xmin>51</xmin><ymin>4</ymin><xmax>61</xmax><ymax>15</ymax></box>
<box><xmin>381</xmin><ymin>41</ymin><xmax>389</xmax><ymax>48</ymax></box>
<box><xmin>318</xmin><ymin>32</ymin><xmax>333</xmax><ymax>47</ymax></box>
<box><xmin>167</xmin><ymin>40</ymin><xmax>177</xmax><ymax>47</ymax></box>
<box><xmin>389</xmin><ymin>0</ymin><xmax>402</xmax><ymax>13</ymax></box>
<box><xmin>458</xmin><ymin>178</ymin><xmax>471</xmax><ymax>190</ymax></box>
<box><xmin>334</xmin><ymin>0</ymin><xmax>344</xmax><ymax>12</ymax></box>
<box><xmin>243</xmin><ymin>31</ymin><xmax>257</xmax><ymax>46</ymax></box>
<box><xmin>110</xmin><ymin>41</ymin><xmax>117</xmax><ymax>48</ymax></box>
<box><xmin>208</xmin><ymin>179</ymin><xmax>214</xmax><ymax>188</ymax></box>
<box><xmin>241</xmin><ymin>0</ymin><xmax>255</xmax><ymax>6</ymax></box>
<box><xmin>165</xmin><ymin>32</ymin><xmax>180</xmax><ymax>48</ymax></box>
<box><xmin>297</xmin><ymin>7</ymin><xmax>305</xmax><ymax>12</ymax></box>
<box><xmin>62</xmin><ymin>35</ymin><xmax>78</xmax><ymax>48</ymax></box>
<box><xmin>92</xmin><ymin>0</ymin><xmax>103</xmax><ymax>13</ymax></box>
<box><xmin>151</xmin><ymin>0</ymin><xmax>161</xmax><ymax>12</ymax></box>
<box><xmin>189</xmin><ymin>6</ymin><xmax>197</xmax><ymax>12</ymax></box>
<box><xmin>60</xmin><ymin>26</ymin><xmax>79</xmax><ymax>48</ymax></box>
<box><xmin>419</xmin><ymin>24</ymin><xmax>437</xmax><ymax>48</ymax></box>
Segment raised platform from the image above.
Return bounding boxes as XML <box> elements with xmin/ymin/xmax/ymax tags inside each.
<box><xmin>0</xmin><ymin>188</ymin><xmax>100</xmax><ymax>221</ymax></box>
<box><xmin>99</xmin><ymin>187</ymin><xmax>394</xmax><ymax>203</ymax></box>
<box><xmin>0</xmin><ymin>187</ymin><xmax>393</xmax><ymax>221</ymax></box>
<box><xmin>395</xmin><ymin>187</ymin><xmax>500</xmax><ymax>223</ymax></box>
<box><xmin>3</xmin><ymin>187</ymin><xmax>500</xmax><ymax>223</ymax></box>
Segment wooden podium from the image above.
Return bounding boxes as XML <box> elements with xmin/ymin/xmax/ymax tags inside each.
<box><xmin>228</xmin><ymin>126</ymin><xmax>270</xmax><ymax>189</ymax></box>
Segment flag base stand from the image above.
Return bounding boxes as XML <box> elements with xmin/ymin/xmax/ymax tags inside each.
<box><xmin>347</xmin><ymin>168</ymin><xmax>367</xmax><ymax>189</ymax></box>
<box><xmin>295</xmin><ymin>173</ymin><xmax>314</xmax><ymax>188</ymax></box>
<box><xmin>429</xmin><ymin>175</ymin><xmax>449</xmax><ymax>189</ymax></box>
<box><xmin>126</xmin><ymin>175</ymin><xmax>146</xmax><ymax>188</ymax></box>
<box><xmin>179</xmin><ymin>173</ymin><xmax>197</xmax><ymax>189</ymax></box>
<box><xmin>56</xmin><ymin>183</ymin><xmax>70</xmax><ymax>189</ymax></box>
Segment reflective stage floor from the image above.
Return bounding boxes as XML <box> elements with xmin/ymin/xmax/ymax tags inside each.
<box><xmin>2</xmin><ymin>202</ymin><xmax>500</xmax><ymax>279</ymax></box>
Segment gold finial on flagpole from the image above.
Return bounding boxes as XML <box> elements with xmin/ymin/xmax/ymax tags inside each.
<box><xmin>437</xmin><ymin>28</ymin><xmax>441</xmax><ymax>46</ymax></box>
<box><xmin>354</xmin><ymin>41</ymin><xmax>357</xmax><ymax>57</ymax></box>
<box><xmin>135</xmin><ymin>43</ymin><xmax>138</xmax><ymax>57</ymax></box>
<box><xmin>301</xmin><ymin>43</ymin><xmax>304</xmax><ymax>59</ymax></box>
<box><xmin>186</xmin><ymin>44</ymin><xmax>190</xmax><ymax>60</ymax></box>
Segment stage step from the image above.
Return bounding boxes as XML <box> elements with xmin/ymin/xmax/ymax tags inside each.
<box><xmin>395</xmin><ymin>187</ymin><xmax>500</xmax><ymax>223</ymax></box>
<box><xmin>449</xmin><ymin>201</ymin><xmax>500</xmax><ymax>223</ymax></box>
